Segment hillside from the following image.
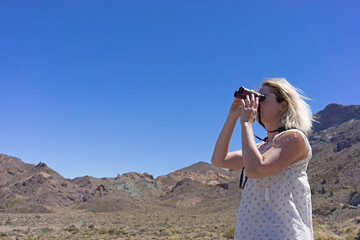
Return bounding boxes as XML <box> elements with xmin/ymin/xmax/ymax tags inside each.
<box><xmin>313</xmin><ymin>103</ymin><xmax>360</xmax><ymax>132</ymax></box>
<box><xmin>0</xmin><ymin>157</ymin><xmax>92</xmax><ymax>213</ymax></box>
<box><xmin>308</xmin><ymin>118</ymin><xmax>360</xmax><ymax>221</ymax></box>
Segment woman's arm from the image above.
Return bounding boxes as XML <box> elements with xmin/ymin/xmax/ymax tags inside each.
<box><xmin>240</xmin><ymin>94</ymin><xmax>309</xmax><ymax>178</ymax></box>
<box><xmin>211</xmin><ymin>98</ymin><xmax>244</xmax><ymax>170</ymax></box>
<box><xmin>242</xmin><ymin>128</ymin><xmax>309</xmax><ymax>178</ymax></box>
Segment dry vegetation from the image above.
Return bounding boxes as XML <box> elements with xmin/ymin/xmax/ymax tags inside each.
<box><xmin>0</xmin><ymin>207</ymin><xmax>235</xmax><ymax>240</ymax></box>
<box><xmin>313</xmin><ymin>216</ymin><xmax>360</xmax><ymax>240</ymax></box>
<box><xmin>0</xmin><ymin>206</ymin><xmax>359</xmax><ymax>239</ymax></box>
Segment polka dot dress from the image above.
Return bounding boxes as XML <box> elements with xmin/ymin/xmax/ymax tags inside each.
<box><xmin>234</xmin><ymin>130</ymin><xmax>313</xmax><ymax>240</ymax></box>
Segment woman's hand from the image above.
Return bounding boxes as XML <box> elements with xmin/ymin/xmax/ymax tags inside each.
<box><xmin>210</xmin><ymin>96</ymin><xmax>246</xmax><ymax>170</ymax></box>
<box><xmin>240</xmin><ymin>94</ymin><xmax>259</xmax><ymax>125</ymax></box>
<box><xmin>228</xmin><ymin>97</ymin><xmax>243</xmax><ymax>119</ymax></box>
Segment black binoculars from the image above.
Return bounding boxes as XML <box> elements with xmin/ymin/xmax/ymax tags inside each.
<box><xmin>234</xmin><ymin>86</ymin><xmax>266</xmax><ymax>102</ymax></box>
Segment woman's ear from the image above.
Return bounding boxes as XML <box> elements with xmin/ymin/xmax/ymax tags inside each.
<box><xmin>280</xmin><ymin>101</ymin><xmax>288</xmax><ymax>112</ymax></box>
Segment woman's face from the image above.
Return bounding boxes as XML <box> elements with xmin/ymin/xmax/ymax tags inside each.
<box><xmin>257</xmin><ymin>86</ymin><xmax>285</xmax><ymax>125</ymax></box>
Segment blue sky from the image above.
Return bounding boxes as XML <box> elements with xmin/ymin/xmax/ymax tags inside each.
<box><xmin>0</xmin><ymin>1</ymin><xmax>359</xmax><ymax>179</ymax></box>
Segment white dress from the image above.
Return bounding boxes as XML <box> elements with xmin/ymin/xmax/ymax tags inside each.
<box><xmin>234</xmin><ymin>129</ymin><xmax>313</xmax><ymax>240</ymax></box>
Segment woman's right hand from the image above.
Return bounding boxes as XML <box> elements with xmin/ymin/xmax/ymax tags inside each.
<box><xmin>228</xmin><ymin>97</ymin><xmax>243</xmax><ymax>119</ymax></box>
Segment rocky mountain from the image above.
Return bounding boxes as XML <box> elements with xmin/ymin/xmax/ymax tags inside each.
<box><xmin>308</xmin><ymin>108</ymin><xmax>360</xmax><ymax>221</ymax></box>
<box><xmin>0</xmin><ymin>157</ymin><xmax>238</xmax><ymax>213</ymax></box>
<box><xmin>0</xmin><ymin>157</ymin><xmax>93</xmax><ymax>213</ymax></box>
<box><xmin>156</xmin><ymin>161</ymin><xmax>239</xmax><ymax>192</ymax></box>
<box><xmin>312</xmin><ymin>103</ymin><xmax>360</xmax><ymax>132</ymax></box>
<box><xmin>0</xmin><ymin>104</ymin><xmax>359</xmax><ymax>220</ymax></box>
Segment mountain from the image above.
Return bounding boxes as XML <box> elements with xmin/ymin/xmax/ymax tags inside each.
<box><xmin>0</xmin><ymin>103</ymin><xmax>359</xmax><ymax>220</ymax></box>
<box><xmin>0</xmin><ymin>154</ymin><xmax>33</xmax><ymax>184</ymax></box>
<box><xmin>0</xmin><ymin>156</ymin><xmax>91</xmax><ymax>212</ymax></box>
<box><xmin>156</xmin><ymin>161</ymin><xmax>239</xmax><ymax>192</ymax></box>
<box><xmin>308</xmin><ymin>114</ymin><xmax>360</xmax><ymax>220</ymax></box>
<box><xmin>74</xmin><ymin>172</ymin><xmax>164</xmax><ymax>212</ymax></box>
<box><xmin>73</xmin><ymin>162</ymin><xmax>240</xmax><ymax>211</ymax></box>
<box><xmin>312</xmin><ymin>103</ymin><xmax>360</xmax><ymax>132</ymax></box>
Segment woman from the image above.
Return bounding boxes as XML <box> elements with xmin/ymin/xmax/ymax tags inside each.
<box><xmin>211</xmin><ymin>78</ymin><xmax>314</xmax><ymax>239</ymax></box>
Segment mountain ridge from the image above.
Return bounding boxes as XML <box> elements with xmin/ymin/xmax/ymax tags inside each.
<box><xmin>313</xmin><ymin>103</ymin><xmax>360</xmax><ymax>132</ymax></box>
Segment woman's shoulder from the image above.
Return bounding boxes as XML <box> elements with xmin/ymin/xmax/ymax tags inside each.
<box><xmin>273</xmin><ymin>130</ymin><xmax>306</xmax><ymax>148</ymax></box>
<box><xmin>274</xmin><ymin>129</ymin><xmax>312</xmax><ymax>162</ymax></box>
<box><xmin>274</xmin><ymin>129</ymin><xmax>308</xmax><ymax>143</ymax></box>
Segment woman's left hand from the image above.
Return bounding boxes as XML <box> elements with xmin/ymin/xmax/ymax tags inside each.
<box><xmin>240</xmin><ymin>94</ymin><xmax>259</xmax><ymax>125</ymax></box>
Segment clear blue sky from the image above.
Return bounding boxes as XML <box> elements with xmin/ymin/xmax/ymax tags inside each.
<box><xmin>0</xmin><ymin>1</ymin><xmax>359</xmax><ymax>179</ymax></box>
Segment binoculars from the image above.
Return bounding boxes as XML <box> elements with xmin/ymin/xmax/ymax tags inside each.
<box><xmin>234</xmin><ymin>86</ymin><xmax>266</xmax><ymax>102</ymax></box>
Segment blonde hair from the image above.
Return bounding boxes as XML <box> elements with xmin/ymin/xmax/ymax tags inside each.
<box><xmin>261</xmin><ymin>78</ymin><xmax>314</xmax><ymax>136</ymax></box>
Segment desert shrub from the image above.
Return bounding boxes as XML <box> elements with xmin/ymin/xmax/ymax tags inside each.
<box><xmin>88</xmin><ymin>224</ymin><xmax>95</xmax><ymax>229</ymax></box>
<box><xmin>339</xmin><ymin>225</ymin><xmax>360</xmax><ymax>240</ymax></box>
<box><xmin>314</xmin><ymin>231</ymin><xmax>342</xmax><ymax>240</ymax></box>
<box><xmin>321</xmin><ymin>178</ymin><xmax>327</xmax><ymax>184</ymax></box>
<box><xmin>97</xmin><ymin>228</ymin><xmax>130</xmax><ymax>236</ymax></box>
<box><xmin>98</xmin><ymin>229</ymin><xmax>108</xmax><ymax>234</ymax></box>
<box><xmin>116</xmin><ymin>229</ymin><xmax>129</xmax><ymax>236</ymax></box>
<box><xmin>170</xmin><ymin>229</ymin><xmax>181</xmax><ymax>234</ymax></box>
<box><xmin>224</xmin><ymin>227</ymin><xmax>235</xmax><ymax>239</ymax></box>
<box><xmin>65</xmin><ymin>225</ymin><xmax>79</xmax><ymax>234</ymax></box>
<box><xmin>338</xmin><ymin>164</ymin><xmax>344</xmax><ymax>171</ymax></box>
<box><xmin>4</xmin><ymin>219</ymin><xmax>12</xmax><ymax>225</ymax></box>
<box><xmin>41</xmin><ymin>227</ymin><xmax>52</xmax><ymax>233</ymax></box>
<box><xmin>108</xmin><ymin>228</ymin><xmax>121</xmax><ymax>235</ymax></box>
<box><xmin>194</xmin><ymin>231</ymin><xmax>208</xmax><ymax>238</ymax></box>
